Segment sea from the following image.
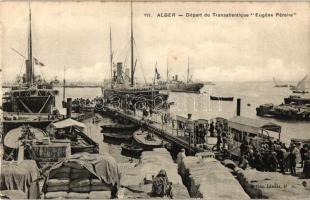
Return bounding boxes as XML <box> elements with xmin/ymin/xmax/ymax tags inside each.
<box><xmin>52</xmin><ymin>81</ymin><xmax>310</xmax><ymax>145</ymax></box>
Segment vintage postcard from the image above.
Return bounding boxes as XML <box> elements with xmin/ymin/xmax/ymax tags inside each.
<box><xmin>1</xmin><ymin>0</ymin><xmax>309</xmax><ymax>199</ymax></box>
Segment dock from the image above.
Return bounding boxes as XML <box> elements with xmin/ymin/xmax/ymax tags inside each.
<box><xmin>101</xmin><ymin>106</ymin><xmax>201</xmax><ymax>154</ymax></box>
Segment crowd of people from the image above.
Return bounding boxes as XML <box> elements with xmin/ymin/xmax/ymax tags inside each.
<box><xmin>179</xmin><ymin>118</ymin><xmax>310</xmax><ymax>178</ymax></box>
<box><xmin>238</xmin><ymin>138</ymin><xmax>310</xmax><ymax>177</ymax></box>
<box><xmin>72</xmin><ymin>98</ymin><xmax>93</xmax><ymax>107</ymax></box>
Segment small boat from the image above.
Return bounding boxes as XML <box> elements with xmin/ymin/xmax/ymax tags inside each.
<box><xmin>121</xmin><ymin>143</ymin><xmax>143</xmax><ymax>157</ymax></box>
<box><xmin>50</xmin><ymin>119</ymin><xmax>99</xmax><ymax>154</ymax></box>
<box><xmin>273</xmin><ymin>77</ymin><xmax>289</xmax><ymax>87</ymax></box>
<box><xmin>101</xmin><ymin>123</ymin><xmax>138</xmax><ymax>133</ymax></box>
<box><xmin>133</xmin><ymin>130</ymin><xmax>162</xmax><ymax>150</ymax></box>
<box><xmin>210</xmin><ymin>96</ymin><xmax>234</xmax><ymax>101</ymax></box>
<box><xmin>102</xmin><ymin>132</ymin><xmax>132</xmax><ymax>143</ymax></box>
<box><xmin>293</xmin><ymin>90</ymin><xmax>309</xmax><ymax>94</ymax></box>
<box><xmin>291</xmin><ymin>75</ymin><xmax>309</xmax><ymax>93</ymax></box>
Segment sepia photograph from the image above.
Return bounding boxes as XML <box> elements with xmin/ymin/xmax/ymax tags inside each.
<box><xmin>0</xmin><ymin>0</ymin><xmax>309</xmax><ymax>199</ymax></box>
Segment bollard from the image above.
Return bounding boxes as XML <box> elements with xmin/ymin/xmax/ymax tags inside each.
<box><xmin>237</xmin><ymin>98</ymin><xmax>241</xmax><ymax>116</ymax></box>
<box><xmin>66</xmin><ymin>98</ymin><xmax>72</xmax><ymax>118</ymax></box>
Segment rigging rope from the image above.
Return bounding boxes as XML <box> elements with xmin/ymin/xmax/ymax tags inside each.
<box><xmin>133</xmin><ymin>39</ymin><xmax>147</xmax><ymax>84</ymax></box>
<box><xmin>31</xmin><ymin>20</ymin><xmax>46</xmax><ymax>82</ymax></box>
<box><xmin>17</xmin><ymin>48</ymin><xmax>27</xmax><ymax>81</ymax></box>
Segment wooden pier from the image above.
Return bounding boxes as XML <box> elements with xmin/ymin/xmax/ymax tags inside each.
<box><xmin>102</xmin><ymin>106</ymin><xmax>200</xmax><ymax>154</ymax></box>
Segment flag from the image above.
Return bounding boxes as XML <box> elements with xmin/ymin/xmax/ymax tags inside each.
<box><xmin>155</xmin><ymin>67</ymin><xmax>160</xmax><ymax>79</ymax></box>
<box><xmin>34</xmin><ymin>57</ymin><xmax>45</xmax><ymax>67</ymax></box>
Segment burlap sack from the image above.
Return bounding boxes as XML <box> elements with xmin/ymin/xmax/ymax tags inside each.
<box><xmin>69</xmin><ymin>178</ymin><xmax>90</xmax><ymax>188</ymax></box>
<box><xmin>46</xmin><ymin>179</ymin><xmax>70</xmax><ymax>187</ymax></box>
<box><xmin>46</xmin><ymin>185</ymin><xmax>69</xmax><ymax>193</ymax></box>
<box><xmin>71</xmin><ymin>168</ymin><xmax>91</xmax><ymax>180</ymax></box>
<box><xmin>44</xmin><ymin>191</ymin><xmax>67</xmax><ymax>199</ymax></box>
<box><xmin>89</xmin><ymin>191</ymin><xmax>111</xmax><ymax>199</ymax></box>
<box><xmin>70</xmin><ymin>186</ymin><xmax>91</xmax><ymax>193</ymax></box>
<box><xmin>66</xmin><ymin>192</ymin><xmax>89</xmax><ymax>199</ymax></box>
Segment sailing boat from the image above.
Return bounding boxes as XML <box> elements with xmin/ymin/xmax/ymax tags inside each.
<box><xmin>2</xmin><ymin>1</ymin><xmax>59</xmax><ymax>132</ymax></box>
<box><xmin>102</xmin><ymin>2</ymin><xmax>168</xmax><ymax>108</ymax></box>
<box><xmin>292</xmin><ymin>75</ymin><xmax>309</xmax><ymax>93</ymax></box>
<box><xmin>167</xmin><ymin>57</ymin><xmax>204</xmax><ymax>93</ymax></box>
<box><xmin>273</xmin><ymin>77</ymin><xmax>289</xmax><ymax>87</ymax></box>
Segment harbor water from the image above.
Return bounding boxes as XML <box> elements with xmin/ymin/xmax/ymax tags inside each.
<box><xmin>4</xmin><ymin>81</ymin><xmax>308</xmax><ymax>147</ymax></box>
<box><xmin>56</xmin><ymin>81</ymin><xmax>309</xmax><ymax>145</ymax></box>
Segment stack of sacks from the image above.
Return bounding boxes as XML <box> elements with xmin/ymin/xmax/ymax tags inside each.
<box><xmin>138</xmin><ymin>148</ymin><xmax>183</xmax><ymax>185</ymax></box>
<box><xmin>119</xmin><ymin>148</ymin><xmax>190</xmax><ymax>199</ymax></box>
<box><xmin>44</xmin><ymin>153</ymin><xmax>120</xmax><ymax>199</ymax></box>
<box><xmin>45</xmin><ymin>166</ymin><xmax>71</xmax><ymax>197</ymax></box>
<box><xmin>236</xmin><ymin>169</ymin><xmax>310</xmax><ymax>199</ymax></box>
<box><xmin>179</xmin><ymin>156</ymin><xmax>250</xmax><ymax>199</ymax></box>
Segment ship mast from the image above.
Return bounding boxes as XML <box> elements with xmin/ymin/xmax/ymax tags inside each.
<box><xmin>130</xmin><ymin>1</ymin><xmax>134</xmax><ymax>87</ymax></box>
<box><xmin>27</xmin><ymin>0</ymin><xmax>34</xmax><ymax>85</ymax></box>
<box><xmin>109</xmin><ymin>26</ymin><xmax>113</xmax><ymax>81</ymax></box>
<box><xmin>166</xmin><ymin>58</ymin><xmax>169</xmax><ymax>82</ymax></box>
<box><xmin>187</xmin><ymin>56</ymin><xmax>189</xmax><ymax>83</ymax></box>
<box><xmin>63</xmin><ymin>66</ymin><xmax>66</xmax><ymax>101</ymax></box>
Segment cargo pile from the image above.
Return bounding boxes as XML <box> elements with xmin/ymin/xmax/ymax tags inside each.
<box><xmin>178</xmin><ymin>156</ymin><xmax>250</xmax><ymax>199</ymax></box>
<box><xmin>235</xmin><ymin>168</ymin><xmax>310</xmax><ymax>199</ymax></box>
<box><xmin>43</xmin><ymin>153</ymin><xmax>120</xmax><ymax>199</ymax></box>
<box><xmin>119</xmin><ymin>148</ymin><xmax>190</xmax><ymax>199</ymax></box>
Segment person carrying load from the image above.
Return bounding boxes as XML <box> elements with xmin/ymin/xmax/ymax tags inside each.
<box><xmin>151</xmin><ymin>169</ymin><xmax>173</xmax><ymax>198</ymax></box>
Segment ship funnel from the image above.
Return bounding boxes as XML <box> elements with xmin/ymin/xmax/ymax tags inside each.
<box><xmin>25</xmin><ymin>59</ymin><xmax>33</xmax><ymax>84</ymax></box>
<box><xmin>117</xmin><ymin>62</ymin><xmax>123</xmax><ymax>78</ymax></box>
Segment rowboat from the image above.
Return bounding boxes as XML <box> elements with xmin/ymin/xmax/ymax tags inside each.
<box><xmin>101</xmin><ymin>123</ymin><xmax>138</xmax><ymax>133</ymax></box>
<box><xmin>121</xmin><ymin>143</ymin><xmax>143</xmax><ymax>158</ymax></box>
<box><xmin>133</xmin><ymin>130</ymin><xmax>163</xmax><ymax>150</ymax></box>
<box><xmin>210</xmin><ymin>96</ymin><xmax>234</xmax><ymax>101</ymax></box>
<box><xmin>102</xmin><ymin>132</ymin><xmax>132</xmax><ymax>144</ymax></box>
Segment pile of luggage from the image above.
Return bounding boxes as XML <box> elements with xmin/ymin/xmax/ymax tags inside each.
<box><xmin>43</xmin><ymin>153</ymin><xmax>120</xmax><ymax>199</ymax></box>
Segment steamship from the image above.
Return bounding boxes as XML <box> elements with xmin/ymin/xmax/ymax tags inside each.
<box><xmin>2</xmin><ymin>4</ymin><xmax>59</xmax><ymax>133</ymax></box>
<box><xmin>101</xmin><ymin>3</ymin><xmax>168</xmax><ymax>108</ymax></box>
<box><xmin>166</xmin><ymin>57</ymin><xmax>204</xmax><ymax>93</ymax></box>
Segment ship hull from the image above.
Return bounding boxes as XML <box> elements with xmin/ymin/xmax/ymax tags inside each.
<box><xmin>103</xmin><ymin>88</ymin><xmax>169</xmax><ymax>109</ymax></box>
<box><xmin>210</xmin><ymin>96</ymin><xmax>234</xmax><ymax>101</ymax></box>
<box><xmin>167</xmin><ymin>83</ymin><xmax>204</xmax><ymax>93</ymax></box>
<box><xmin>3</xmin><ymin>96</ymin><xmax>55</xmax><ymax>113</ymax></box>
<box><xmin>256</xmin><ymin>104</ymin><xmax>310</xmax><ymax>120</ymax></box>
<box><xmin>293</xmin><ymin>90</ymin><xmax>309</xmax><ymax>94</ymax></box>
<box><xmin>284</xmin><ymin>96</ymin><xmax>310</xmax><ymax>105</ymax></box>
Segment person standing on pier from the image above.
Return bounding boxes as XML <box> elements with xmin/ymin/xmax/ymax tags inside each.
<box><xmin>209</xmin><ymin>120</ymin><xmax>215</xmax><ymax>137</ymax></box>
<box><xmin>288</xmin><ymin>144</ymin><xmax>298</xmax><ymax>175</ymax></box>
<box><xmin>216</xmin><ymin>129</ymin><xmax>222</xmax><ymax>151</ymax></box>
<box><xmin>177</xmin><ymin>148</ymin><xmax>186</xmax><ymax>170</ymax></box>
<box><xmin>303</xmin><ymin>146</ymin><xmax>310</xmax><ymax>178</ymax></box>
<box><xmin>300</xmin><ymin>144</ymin><xmax>307</xmax><ymax>168</ymax></box>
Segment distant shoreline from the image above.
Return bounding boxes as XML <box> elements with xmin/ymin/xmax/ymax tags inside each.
<box><xmin>2</xmin><ymin>85</ymin><xmax>101</xmax><ymax>88</ymax></box>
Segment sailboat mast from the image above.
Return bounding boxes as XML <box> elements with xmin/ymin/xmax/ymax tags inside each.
<box><xmin>63</xmin><ymin>66</ymin><xmax>66</xmax><ymax>101</ymax></box>
<box><xmin>187</xmin><ymin>56</ymin><xmax>189</xmax><ymax>83</ymax></box>
<box><xmin>27</xmin><ymin>0</ymin><xmax>33</xmax><ymax>85</ymax></box>
<box><xmin>109</xmin><ymin>26</ymin><xmax>113</xmax><ymax>80</ymax></box>
<box><xmin>130</xmin><ymin>1</ymin><xmax>134</xmax><ymax>87</ymax></box>
<box><xmin>166</xmin><ymin>58</ymin><xmax>169</xmax><ymax>82</ymax></box>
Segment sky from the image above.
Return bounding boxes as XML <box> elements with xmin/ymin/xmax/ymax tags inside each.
<box><xmin>0</xmin><ymin>1</ymin><xmax>309</xmax><ymax>83</ymax></box>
